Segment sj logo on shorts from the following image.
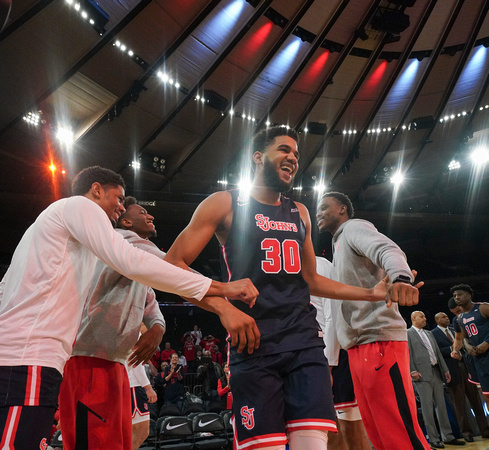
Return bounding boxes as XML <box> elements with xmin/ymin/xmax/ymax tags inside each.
<box><xmin>241</xmin><ymin>406</ymin><xmax>255</xmax><ymax>430</ymax></box>
<box><xmin>39</xmin><ymin>438</ymin><xmax>48</xmax><ymax>450</ymax></box>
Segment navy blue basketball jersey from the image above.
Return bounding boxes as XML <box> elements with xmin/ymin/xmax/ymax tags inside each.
<box><xmin>459</xmin><ymin>303</ymin><xmax>489</xmax><ymax>347</ymax></box>
<box><xmin>221</xmin><ymin>190</ymin><xmax>322</xmax><ymax>362</ymax></box>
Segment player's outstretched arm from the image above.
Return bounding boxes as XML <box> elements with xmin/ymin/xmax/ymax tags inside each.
<box><xmin>300</xmin><ymin>203</ymin><xmax>422</xmax><ymax>305</ymax></box>
<box><xmin>299</xmin><ymin>203</ymin><xmax>386</xmax><ymax>301</ymax></box>
<box><xmin>165</xmin><ymin>191</ymin><xmax>258</xmax><ymax>306</ymax></box>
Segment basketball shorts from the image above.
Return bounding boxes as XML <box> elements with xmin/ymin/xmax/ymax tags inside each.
<box><xmin>0</xmin><ymin>365</ymin><xmax>62</xmax><ymax>450</ymax></box>
<box><xmin>230</xmin><ymin>346</ymin><xmax>336</xmax><ymax>450</ymax></box>
<box><xmin>331</xmin><ymin>349</ymin><xmax>357</xmax><ymax>410</ymax></box>
<box><xmin>59</xmin><ymin>356</ymin><xmax>131</xmax><ymax>450</ymax></box>
<box><xmin>131</xmin><ymin>386</ymin><xmax>150</xmax><ymax>424</ymax></box>
<box><xmin>474</xmin><ymin>353</ymin><xmax>489</xmax><ymax>394</ymax></box>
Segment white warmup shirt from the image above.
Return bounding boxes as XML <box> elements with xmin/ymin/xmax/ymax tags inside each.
<box><xmin>0</xmin><ymin>196</ymin><xmax>212</xmax><ymax>374</ymax></box>
<box><xmin>309</xmin><ymin>256</ymin><xmax>341</xmax><ymax>366</ymax></box>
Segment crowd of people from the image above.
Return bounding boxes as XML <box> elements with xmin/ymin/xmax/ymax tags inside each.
<box><xmin>0</xmin><ymin>126</ymin><xmax>488</xmax><ymax>450</ymax></box>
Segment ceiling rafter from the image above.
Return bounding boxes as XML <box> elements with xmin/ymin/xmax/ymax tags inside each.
<box><xmin>407</xmin><ymin>0</ymin><xmax>489</xmax><ymax>170</ymax></box>
<box><xmin>326</xmin><ymin>0</ymin><xmax>439</xmax><ymax>186</ymax></box>
<box><xmin>356</xmin><ymin>0</ymin><xmax>467</xmax><ymax>195</ymax></box>
<box><xmin>292</xmin><ymin>1</ymin><xmax>382</xmax><ymax>132</ymax></box>
<box><xmin>0</xmin><ymin>0</ymin><xmax>153</xmax><ymax>145</ymax></box>
<box><xmin>159</xmin><ymin>0</ymin><xmax>316</xmax><ymax>189</ymax></box>
<box><xmin>83</xmin><ymin>0</ymin><xmax>223</xmax><ymax>140</ymax></box>
<box><xmin>0</xmin><ymin>0</ymin><xmax>55</xmax><ymax>42</ymax></box>
<box><xmin>254</xmin><ymin>0</ymin><xmax>351</xmax><ymax>131</ymax></box>
<box><xmin>122</xmin><ymin>0</ymin><xmax>274</xmax><ymax>174</ymax></box>
<box><xmin>222</xmin><ymin>0</ymin><xmax>351</xmax><ymax>183</ymax></box>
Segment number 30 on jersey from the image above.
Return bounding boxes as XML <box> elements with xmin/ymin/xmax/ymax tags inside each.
<box><xmin>261</xmin><ymin>238</ymin><xmax>301</xmax><ymax>274</ymax></box>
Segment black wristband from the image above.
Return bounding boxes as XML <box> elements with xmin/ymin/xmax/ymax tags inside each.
<box><xmin>392</xmin><ymin>275</ymin><xmax>413</xmax><ymax>285</ymax></box>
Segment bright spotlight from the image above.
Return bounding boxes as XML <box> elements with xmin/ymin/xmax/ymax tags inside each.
<box><xmin>448</xmin><ymin>160</ymin><xmax>460</xmax><ymax>171</ymax></box>
<box><xmin>470</xmin><ymin>146</ymin><xmax>489</xmax><ymax>165</ymax></box>
<box><xmin>56</xmin><ymin>126</ymin><xmax>75</xmax><ymax>146</ymax></box>
<box><xmin>238</xmin><ymin>178</ymin><xmax>253</xmax><ymax>196</ymax></box>
<box><xmin>130</xmin><ymin>160</ymin><xmax>141</xmax><ymax>169</ymax></box>
<box><xmin>390</xmin><ymin>171</ymin><xmax>404</xmax><ymax>185</ymax></box>
<box><xmin>314</xmin><ymin>183</ymin><xmax>326</xmax><ymax>194</ymax></box>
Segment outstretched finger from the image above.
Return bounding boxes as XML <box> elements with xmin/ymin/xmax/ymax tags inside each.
<box><xmin>237</xmin><ymin>329</ymin><xmax>247</xmax><ymax>353</ymax></box>
<box><xmin>229</xmin><ymin>330</ymin><xmax>238</xmax><ymax>349</ymax></box>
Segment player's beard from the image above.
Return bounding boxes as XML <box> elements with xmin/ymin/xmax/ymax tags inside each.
<box><xmin>263</xmin><ymin>155</ymin><xmax>294</xmax><ymax>193</ymax></box>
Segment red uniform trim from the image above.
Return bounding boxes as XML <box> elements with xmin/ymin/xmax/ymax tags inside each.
<box><xmin>24</xmin><ymin>365</ymin><xmax>41</xmax><ymax>405</ymax></box>
<box><xmin>334</xmin><ymin>400</ymin><xmax>358</xmax><ymax>410</ymax></box>
<box><xmin>0</xmin><ymin>405</ymin><xmax>22</xmax><ymax>449</ymax></box>
<box><xmin>285</xmin><ymin>418</ymin><xmax>337</xmax><ymax>432</ymax></box>
<box><xmin>235</xmin><ymin>432</ymin><xmax>288</xmax><ymax>449</ymax></box>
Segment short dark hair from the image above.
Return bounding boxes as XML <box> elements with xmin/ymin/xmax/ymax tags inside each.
<box><xmin>450</xmin><ymin>284</ymin><xmax>474</xmax><ymax>298</ymax></box>
<box><xmin>252</xmin><ymin>126</ymin><xmax>299</xmax><ymax>153</ymax></box>
<box><xmin>447</xmin><ymin>297</ymin><xmax>457</xmax><ymax>310</ymax></box>
<box><xmin>117</xmin><ymin>196</ymin><xmax>138</xmax><ymax>228</ymax></box>
<box><xmin>321</xmin><ymin>191</ymin><xmax>355</xmax><ymax>219</ymax></box>
<box><xmin>72</xmin><ymin>166</ymin><xmax>125</xmax><ymax>196</ymax></box>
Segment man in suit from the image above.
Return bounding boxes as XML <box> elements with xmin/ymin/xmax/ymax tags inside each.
<box><xmin>432</xmin><ymin>312</ymin><xmax>489</xmax><ymax>442</ymax></box>
<box><xmin>408</xmin><ymin>311</ymin><xmax>465</xmax><ymax>448</ymax></box>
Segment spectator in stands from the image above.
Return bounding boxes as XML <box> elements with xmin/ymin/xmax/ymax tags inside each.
<box><xmin>190</xmin><ymin>325</ymin><xmax>203</xmax><ymax>346</ymax></box>
<box><xmin>210</xmin><ymin>344</ymin><xmax>223</xmax><ymax>366</ymax></box>
<box><xmin>177</xmin><ymin>351</ymin><xmax>187</xmax><ymax>373</ymax></box>
<box><xmin>181</xmin><ymin>333</ymin><xmax>196</xmax><ymax>369</ymax></box>
<box><xmin>153</xmin><ymin>362</ymin><xmax>169</xmax><ymax>412</ymax></box>
<box><xmin>218</xmin><ymin>362</ymin><xmax>233</xmax><ymax>411</ymax></box>
<box><xmin>201</xmin><ymin>334</ymin><xmax>220</xmax><ymax>352</ymax></box>
<box><xmin>163</xmin><ymin>354</ymin><xmax>185</xmax><ymax>410</ymax></box>
<box><xmin>151</xmin><ymin>347</ymin><xmax>162</xmax><ymax>371</ymax></box>
<box><xmin>160</xmin><ymin>342</ymin><xmax>177</xmax><ymax>364</ymax></box>
<box><xmin>196</xmin><ymin>351</ymin><xmax>224</xmax><ymax>411</ymax></box>
<box><xmin>191</xmin><ymin>348</ymin><xmax>204</xmax><ymax>373</ymax></box>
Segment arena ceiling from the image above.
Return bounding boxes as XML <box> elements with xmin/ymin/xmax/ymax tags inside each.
<box><xmin>1</xmin><ymin>0</ymin><xmax>489</xmax><ymax>297</ymax></box>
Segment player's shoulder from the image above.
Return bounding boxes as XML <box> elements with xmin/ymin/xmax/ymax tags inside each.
<box><xmin>196</xmin><ymin>190</ymin><xmax>233</xmax><ymax>214</ymax></box>
<box><xmin>342</xmin><ymin>218</ymin><xmax>379</xmax><ymax>237</ymax></box>
<box><xmin>288</xmin><ymin>199</ymin><xmax>308</xmax><ymax>215</ymax></box>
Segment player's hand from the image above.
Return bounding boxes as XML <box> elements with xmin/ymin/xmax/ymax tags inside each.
<box><xmin>128</xmin><ymin>324</ymin><xmax>165</xmax><ymax>367</ymax></box>
<box><xmin>217</xmin><ymin>302</ymin><xmax>260</xmax><ymax>354</ymax></box>
<box><xmin>145</xmin><ymin>386</ymin><xmax>157</xmax><ymax>403</ymax></box>
<box><xmin>466</xmin><ymin>343</ymin><xmax>477</xmax><ymax>357</ymax></box>
<box><xmin>372</xmin><ymin>275</ymin><xmax>389</xmax><ymax>302</ymax></box>
<box><xmin>476</xmin><ymin>342</ymin><xmax>489</xmax><ymax>355</ymax></box>
<box><xmin>450</xmin><ymin>349</ymin><xmax>462</xmax><ymax>360</ymax></box>
<box><xmin>385</xmin><ymin>271</ymin><xmax>423</xmax><ymax>307</ymax></box>
<box><xmin>219</xmin><ymin>278</ymin><xmax>259</xmax><ymax>307</ymax></box>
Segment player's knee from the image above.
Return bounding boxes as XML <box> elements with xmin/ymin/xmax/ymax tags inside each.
<box><xmin>288</xmin><ymin>429</ymin><xmax>328</xmax><ymax>450</ymax></box>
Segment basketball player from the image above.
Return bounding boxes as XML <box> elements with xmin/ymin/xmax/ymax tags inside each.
<box><xmin>451</xmin><ymin>284</ymin><xmax>489</xmax><ymax>403</ymax></box>
<box><xmin>316</xmin><ymin>191</ymin><xmax>428</xmax><ymax>449</ymax></box>
<box><xmin>165</xmin><ymin>126</ymin><xmax>420</xmax><ymax>450</ymax></box>
<box><xmin>310</xmin><ymin>256</ymin><xmax>370</xmax><ymax>449</ymax></box>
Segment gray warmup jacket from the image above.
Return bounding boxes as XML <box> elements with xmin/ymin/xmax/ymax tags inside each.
<box><xmin>72</xmin><ymin>229</ymin><xmax>166</xmax><ymax>363</ymax></box>
<box><xmin>331</xmin><ymin>219</ymin><xmax>412</xmax><ymax>350</ymax></box>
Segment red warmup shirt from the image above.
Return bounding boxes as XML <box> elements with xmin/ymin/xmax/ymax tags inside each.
<box><xmin>160</xmin><ymin>349</ymin><xmax>176</xmax><ymax>363</ymax></box>
<box><xmin>183</xmin><ymin>340</ymin><xmax>196</xmax><ymax>362</ymax></box>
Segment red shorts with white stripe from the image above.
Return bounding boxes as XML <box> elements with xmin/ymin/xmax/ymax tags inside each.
<box><xmin>230</xmin><ymin>347</ymin><xmax>336</xmax><ymax>450</ymax></box>
<box><xmin>0</xmin><ymin>365</ymin><xmax>62</xmax><ymax>449</ymax></box>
